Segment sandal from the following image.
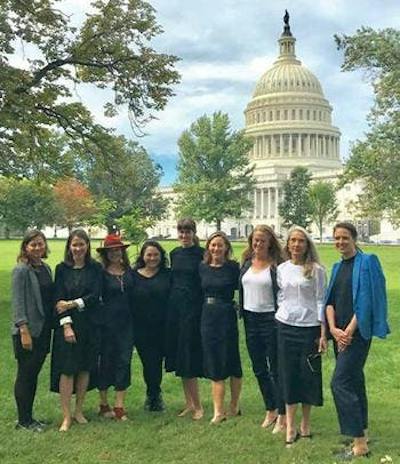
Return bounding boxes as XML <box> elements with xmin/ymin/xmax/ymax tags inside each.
<box><xmin>98</xmin><ymin>404</ymin><xmax>114</xmax><ymax>418</ymax></box>
<box><xmin>113</xmin><ymin>407</ymin><xmax>128</xmax><ymax>421</ymax></box>
<box><xmin>285</xmin><ymin>432</ymin><xmax>300</xmax><ymax>448</ymax></box>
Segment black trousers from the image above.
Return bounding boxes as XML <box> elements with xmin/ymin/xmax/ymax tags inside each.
<box><xmin>135</xmin><ymin>325</ymin><xmax>164</xmax><ymax>399</ymax></box>
<box><xmin>13</xmin><ymin>332</ymin><xmax>49</xmax><ymax>425</ymax></box>
<box><xmin>243</xmin><ymin>311</ymin><xmax>285</xmax><ymax>414</ymax></box>
<box><xmin>331</xmin><ymin>333</ymin><xmax>371</xmax><ymax>437</ymax></box>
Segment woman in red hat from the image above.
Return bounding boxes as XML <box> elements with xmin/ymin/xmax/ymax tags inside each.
<box><xmin>96</xmin><ymin>233</ymin><xmax>134</xmax><ymax>421</ymax></box>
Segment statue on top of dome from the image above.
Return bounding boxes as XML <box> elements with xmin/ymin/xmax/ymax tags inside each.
<box><xmin>282</xmin><ymin>10</ymin><xmax>292</xmax><ymax>36</ymax></box>
<box><xmin>283</xmin><ymin>10</ymin><xmax>290</xmax><ymax>26</ymax></box>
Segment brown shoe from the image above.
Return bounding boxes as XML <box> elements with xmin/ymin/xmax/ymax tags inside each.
<box><xmin>113</xmin><ymin>407</ymin><xmax>128</xmax><ymax>421</ymax></box>
<box><xmin>98</xmin><ymin>404</ymin><xmax>114</xmax><ymax>418</ymax></box>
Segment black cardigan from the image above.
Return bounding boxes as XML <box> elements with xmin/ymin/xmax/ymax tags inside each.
<box><xmin>238</xmin><ymin>259</ymin><xmax>279</xmax><ymax>315</ymax></box>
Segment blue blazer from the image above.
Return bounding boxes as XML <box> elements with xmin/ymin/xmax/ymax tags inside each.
<box><xmin>325</xmin><ymin>251</ymin><xmax>390</xmax><ymax>340</ymax></box>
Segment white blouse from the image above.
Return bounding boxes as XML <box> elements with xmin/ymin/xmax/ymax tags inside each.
<box><xmin>242</xmin><ymin>266</ymin><xmax>275</xmax><ymax>313</ymax></box>
<box><xmin>275</xmin><ymin>260</ymin><xmax>326</xmax><ymax>327</ymax></box>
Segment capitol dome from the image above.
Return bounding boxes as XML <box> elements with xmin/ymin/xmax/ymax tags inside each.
<box><xmin>244</xmin><ymin>15</ymin><xmax>341</xmax><ymax>172</ymax></box>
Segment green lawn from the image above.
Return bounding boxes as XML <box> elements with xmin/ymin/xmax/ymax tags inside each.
<box><xmin>0</xmin><ymin>240</ymin><xmax>398</xmax><ymax>464</ymax></box>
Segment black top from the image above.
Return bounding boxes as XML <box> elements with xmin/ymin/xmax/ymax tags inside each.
<box><xmin>54</xmin><ymin>259</ymin><xmax>102</xmax><ymax>325</ymax></box>
<box><xmin>326</xmin><ymin>255</ymin><xmax>355</xmax><ymax>329</ymax></box>
<box><xmin>32</xmin><ymin>263</ymin><xmax>54</xmax><ymax>320</ymax></box>
<box><xmin>101</xmin><ymin>269</ymin><xmax>134</xmax><ymax>329</ymax></box>
<box><xmin>170</xmin><ymin>246</ymin><xmax>204</xmax><ymax>296</ymax></box>
<box><xmin>131</xmin><ymin>268</ymin><xmax>171</xmax><ymax>326</ymax></box>
<box><xmin>199</xmin><ymin>260</ymin><xmax>240</xmax><ymax>302</ymax></box>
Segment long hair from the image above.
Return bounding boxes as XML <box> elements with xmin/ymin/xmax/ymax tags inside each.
<box><xmin>98</xmin><ymin>248</ymin><xmax>130</xmax><ymax>270</ymax></box>
<box><xmin>177</xmin><ymin>218</ymin><xmax>200</xmax><ymax>246</ymax></box>
<box><xmin>241</xmin><ymin>224</ymin><xmax>283</xmax><ymax>266</ymax></box>
<box><xmin>64</xmin><ymin>229</ymin><xmax>91</xmax><ymax>266</ymax></box>
<box><xmin>17</xmin><ymin>230</ymin><xmax>49</xmax><ymax>264</ymax></box>
<box><xmin>135</xmin><ymin>240</ymin><xmax>169</xmax><ymax>270</ymax></box>
<box><xmin>333</xmin><ymin>222</ymin><xmax>362</xmax><ymax>252</ymax></box>
<box><xmin>203</xmin><ymin>231</ymin><xmax>233</xmax><ymax>264</ymax></box>
<box><xmin>284</xmin><ymin>225</ymin><xmax>320</xmax><ymax>278</ymax></box>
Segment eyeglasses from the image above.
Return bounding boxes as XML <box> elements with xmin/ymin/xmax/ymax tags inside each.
<box><xmin>306</xmin><ymin>353</ymin><xmax>322</xmax><ymax>374</ymax></box>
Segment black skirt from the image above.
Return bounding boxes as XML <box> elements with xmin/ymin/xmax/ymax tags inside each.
<box><xmin>277</xmin><ymin>321</ymin><xmax>323</xmax><ymax>406</ymax></box>
<box><xmin>201</xmin><ymin>300</ymin><xmax>242</xmax><ymax>381</ymax></box>
<box><xmin>165</xmin><ymin>287</ymin><xmax>203</xmax><ymax>378</ymax></box>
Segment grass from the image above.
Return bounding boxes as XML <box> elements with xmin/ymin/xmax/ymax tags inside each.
<box><xmin>0</xmin><ymin>240</ymin><xmax>398</xmax><ymax>464</ymax></box>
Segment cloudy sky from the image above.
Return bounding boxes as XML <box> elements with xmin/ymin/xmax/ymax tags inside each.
<box><xmin>21</xmin><ymin>1</ymin><xmax>400</xmax><ymax>184</ymax></box>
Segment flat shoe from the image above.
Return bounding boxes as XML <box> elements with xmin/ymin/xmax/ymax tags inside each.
<box><xmin>335</xmin><ymin>449</ymin><xmax>371</xmax><ymax>461</ymax></box>
<box><xmin>300</xmin><ymin>433</ymin><xmax>313</xmax><ymax>439</ymax></box>
<box><xmin>227</xmin><ymin>409</ymin><xmax>242</xmax><ymax>417</ymax></box>
<box><xmin>285</xmin><ymin>432</ymin><xmax>300</xmax><ymax>448</ymax></box>
<box><xmin>177</xmin><ymin>407</ymin><xmax>193</xmax><ymax>417</ymax></box>
<box><xmin>261</xmin><ymin>416</ymin><xmax>277</xmax><ymax>429</ymax></box>
<box><xmin>210</xmin><ymin>414</ymin><xmax>226</xmax><ymax>425</ymax></box>
<box><xmin>192</xmin><ymin>409</ymin><xmax>204</xmax><ymax>421</ymax></box>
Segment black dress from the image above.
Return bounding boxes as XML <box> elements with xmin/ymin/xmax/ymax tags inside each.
<box><xmin>131</xmin><ymin>268</ymin><xmax>170</xmax><ymax>400</ymax></box>
<box><xmin>199</xmin><ymin>260</ymin><xmax>242</xmax><ymax>381</ymax></box>
<box><xmin>165</xmin><ymin>246</ymin><xmax>204</xmax><ymax>378</ymax></box>
<box><xmin>50</xmin><ymin>260</ymin><xmax>102</xmax><ymax>393</ymax></box>
<box><xmin>97</xmin><ymin>270</ymin><xmax>134</xmax><ymax>391</ymax></box>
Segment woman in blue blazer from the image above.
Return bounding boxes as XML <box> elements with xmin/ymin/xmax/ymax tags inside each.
<box><xmin>325</xmin><ymin>222</ymin><xmax>390</xmax><ymax>459</ymax></box>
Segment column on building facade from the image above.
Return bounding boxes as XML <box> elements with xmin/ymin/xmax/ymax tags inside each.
<box><xmin>280</xmin><ymin>134</ymin><xmax>283</xmax><ymax>157</ymax></box>
<box><xmin>260</xmin><ymin>188</ymin><xmax>264</xmax><ymax>218</ymax></box>
<box><xmin>298</xmin><ymin>134</ymin><xmax>302</xmax><ymax>157</ymax></box>
<box><xmin>322</xmin><ymin>135</ymin><xmax>326</xmax><ymax>157</ymax></box>
<box><xmin>267</xmin><ymin>188</ymin><xmax>271</xmax><ymax>219</ymax></box>
<box><xmin>289</xmin><ymin>134</ymin><xmax>292</xmax><ymax>157</ymax></box>
<box><xmin>253</xmin><ymin>189</ymin><xmax>257</xmax><ymax>218</ymax></box>
<box><xmin>275</xmin><ymin>187</ymin><xmax>279</xmax><ymax>218</ymax></box>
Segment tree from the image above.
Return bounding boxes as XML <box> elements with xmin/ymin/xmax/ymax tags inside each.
<box><xmin>0</xmin><ymin>0</ymin><xmax>180</xmax><ymax>176</ymax></box>
<box><xmin>336</xmin><ymin>28</ymin><xmax>400</xmax><ymax>224</ymax></box>
<box><xmin>0</xmin><ymin>178</ymin><xmax>58</xmax><ymax>235</ymax></box>
<box><xmin>53</xmin><ymin>177</ymin><xmax>97</xmax><ymax>231</ymax></box>
<box><xmin>174</xmin><ymin>112</ymin><xmax>255</xmax><ymax>231</ymax></box>
<box><xmin>117</xmin><ymin>207</ymin><xmax>155</xmax><ymax>251</ymax></box>
<box><xmin>85</xmin><ymin>137</ymin><xmax>168</xmax><ymax>230</ymax></box>
<box><xmin>309</xmin><ymin>181</ymin><xmax>338</xmax><ymax>242</ymax></box>
<box><xmin>279</xmin><ymin>167</ymin><xmax>312</xmax><ymax>229</ymax></box>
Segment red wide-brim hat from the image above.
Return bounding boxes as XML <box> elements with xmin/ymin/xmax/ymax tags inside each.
<box><xmin>96</xmin><ymin>234</ymin><xmax>130</xmax><ymax>252</ymax></box>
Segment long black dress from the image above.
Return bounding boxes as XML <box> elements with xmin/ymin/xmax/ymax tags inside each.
<box><xmin>165</xmin><ymin>246</ymin><xmax>204</xmax><ymax>378</ymax></box>
<box><xmin>131</xmin><ymin>268</ymin><xmax>170</xmax><ymax>402</ymax></box>
<box><xmin>97</xmin><ymin>270</ymin><xmax>134</xmax><ymax>391</ymax></box>
<box><xmin>50</xmin><ymin>260</ymin><xmax>102</xmax><ymax>393</ymax></box>
<box><xmin>199</xmin><ymin>260</ymin><xmax>242</xmax><ymax>381</ymax></box>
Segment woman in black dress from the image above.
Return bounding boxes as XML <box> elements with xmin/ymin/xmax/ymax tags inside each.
<box><xmin>239</xmin><ymin>225</ymin><xmax>286</xmax><ymax>432</ymax></box>
<box><xmin>11</xmin><ymin>230</ymin><xmax>54</xmax><ymax>432</ymax></box>
<box><xmin>199</xmin><ymin>231</ymin><xmax>242</xmax><ymax>424</ymax></box>
<box><xmin>51</xmin><ymin>229</ymin><xmax>102</xmax><ymax>431</ymax></box>
<box><xmin>165</xmin><ymin>219</ymin><xmax>204</xmax><ymax>420</ymax></box>
<box><xmin>132</xmin><ymin>241</ymin><xmax>170</xmax><ymax>411</ymax></box>
<box><xmin>97</xmin><ymin>234</ymin><xmax>134</xmax><ymax>421</ymax></box>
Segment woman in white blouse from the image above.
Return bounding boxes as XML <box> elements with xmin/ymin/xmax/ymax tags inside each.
<box><xmin>275</xmin><ymin>226</ymin><xmax>327</xmax><ymax>447</ymax></box>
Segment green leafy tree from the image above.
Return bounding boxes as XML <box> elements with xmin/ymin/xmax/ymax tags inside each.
<box><xmin>0</xmin><ymin>0</ymin><xmax>180</xmax><ymax>176</ymax></box>
<box><xmin>336</xmin><ymin>27</ymin><xmax>400</xmax><ymax>224</ymax></box>
<box><xmin>117</xmin><ymin>207</ymin><xmax>154</xmax><ymax>251</ymax></box>
<box><xmin>309</xmin><ymin>181</ymin><xmax>338</xmax><ymax>242</ymax></box>
<box><xmin>0</xmin><ymin>178</ymin><xmax>58</xmax><ymax>235</ymax></box>
<box><xmin>174</xmin><ymin>112</ymin><xmax>255</xmax><ymax>231</ymax></box>
<box><xmin>279</xmin><ymin>167</ymin><xmax>312</xmax><ymax>229</ymax></box>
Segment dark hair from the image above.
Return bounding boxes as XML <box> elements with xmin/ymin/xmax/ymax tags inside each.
<box><xmin>241</xmin><ymin>224</ymin><xmax>283</xmax><ymax>265</ymax></box>
<box><xmin>17</xmin><ymin>230</ymin><xmax>49</xmax><ymax>264</ymax></box>
<box><xmin>203</xmin><ymin>231</ymin><xmax>233</xmax><ymax>264</ymax></box>
<box><xmin>135</xmin><ymin>240</ymin><xmax>169</xmax><ymax>269</ymax></box>
<box><xmin>64</xmin><ymin>229</ymin><xmax>91</xmax><ymax>266</ymax></box>
<box><xmin>177</xmin><ymin>218</ymin><xmax>200</xmax><ymax>246</ymax></box>
<box><xmin>98</xmin><ymin>247</ymin><xmax>130</xmax><ymax>270</ymax></box>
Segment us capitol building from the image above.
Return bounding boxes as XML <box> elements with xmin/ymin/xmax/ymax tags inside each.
<box><xmin>148</xmin><ymin>15</ymin><xmax>397</xmax><ymax>242</ymax></box>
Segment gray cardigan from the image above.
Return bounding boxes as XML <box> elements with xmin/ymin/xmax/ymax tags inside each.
<box><xmin>11</xmin><ymin>262</ymin><xmax>52</xmax><ymax>337</ymax></box>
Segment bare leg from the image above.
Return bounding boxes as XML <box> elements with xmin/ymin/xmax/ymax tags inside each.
<box><xmin>285</xmin><ymin>403</ymin><xmax>298</xmax><ymax>443</ymax></box>
<box><xmin>115</xmin><ymin>390</ymin><xmax>126</xmax><ymax>409</ymax></box>
<box><xmin>353</xmin><ymin>436</ymin><xmax>369</xmax><ymax>456</ymax></box>
<box><xmin>177</xmin><ymin>378</ymin><xmax>194</xmax><ymax>416</ymax></box>
<box><xmin>74</xmin><ymin>371</ymin><xmax>89</xmax><ymax>424</ymax></box>
<box><xmin>59</xmin><ymin>374</ymin><xmax>74</xmax><ymax>432</ymax></box>
<box><xmin>185</xmin><ymin>378</ymin><xmax>203</xmax><ymax>419</ymax></box>
<box><xmin>211</xmin><ymin>380</ymin><xmax>226</xmax><ymax>423</ymax></box>
<box><xmin>300</xmin><ymin>403</ymin><xmax>312</xmax><ymax>436</ymax></box>
<box><xmin>229</xmin><ymin>376</ymin><xmax>242</xmax><ymax>415</ymax></box>
<box><xmin>99</xmin><ymin>390</ymin><xmax>108</xmax><ymax>406</ymax></box>
<box><xmin>261</xmin><ymin>409</ymin><xmax>278</xmax><ymax>428</ymax></box>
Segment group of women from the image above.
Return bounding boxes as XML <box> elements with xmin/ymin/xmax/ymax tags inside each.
<box><xmin>11</xmin><ymin>219</ymin><xmax>389</xmax><ymax>459</ymax></box>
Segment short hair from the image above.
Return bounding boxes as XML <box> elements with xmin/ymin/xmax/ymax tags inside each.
<box><xmin>135</xmin><ymin>240</ymin><xmax>169</xmax><ymax>269</ymax></box>
<box><xmin>203</xmin><ymin>231</ymin><xmax>233</xmax><ymax>264</ymax></box>
<box><xmin>177</xmin><ymin>218</ymin><xmax>200</xmax><ymax>246</ymax></box>
<box><xmin>64</xmin><ymin>229</ymin><xmax>91</xmax><ymax>266</ymax></box>
<box><xmin>17</xmin><ymin>230</ymin><xmax>49</xmax><ymax>264</ymax></box>
<box><xmin>241</xmin><ymin>224</ymin><xmax>283</xmax><ymax>265</ymax></box>
<box><xmin>333</xmin><ymin>222</ymin><xmax>358</xmax><ymax>241</ymax></box>
<box><xmin>284</xmin><ymin>225</ymin><xmax>321</xmax><ymax>278</ymax></box>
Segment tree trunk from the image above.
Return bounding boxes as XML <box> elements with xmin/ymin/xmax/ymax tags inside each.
<box><xmin>216</xmin><ymin>219</ymin><xmax>221</xmax><ymax>231</ymax></box>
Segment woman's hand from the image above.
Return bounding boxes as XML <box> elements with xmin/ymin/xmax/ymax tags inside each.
<box><xmin>318</xmin><ymin>336</ymin><xmax>328</xmax><ymax>353</ymax></box>
<box><xmin>56</xmin><ymin>300</ymin><xmax>73</xmax><ymax>314</ymax></box>
<box><xmin>63</xmin><ymin>324</ymin><xmax>76</xmax><ymax>344</ymax></box>
<box><xmin>20</xmin><ymin>328</ymin><xmax>33</xmax><ymax>351</ymax></box>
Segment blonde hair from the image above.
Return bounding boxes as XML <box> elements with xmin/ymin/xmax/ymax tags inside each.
<box><xmin>241</xmin><ymin>224</ymin><xmax>283</xmax><ymax>265</ymax></box>
<box><xmin>284</xmin><ymin>225</ymin><xmax>320</xmax><ymax>279</ymax></box>
<box><xmin>203</xmin><ymin>231</ymin><xmax>233</xmax><ymax>264</ymax></box>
